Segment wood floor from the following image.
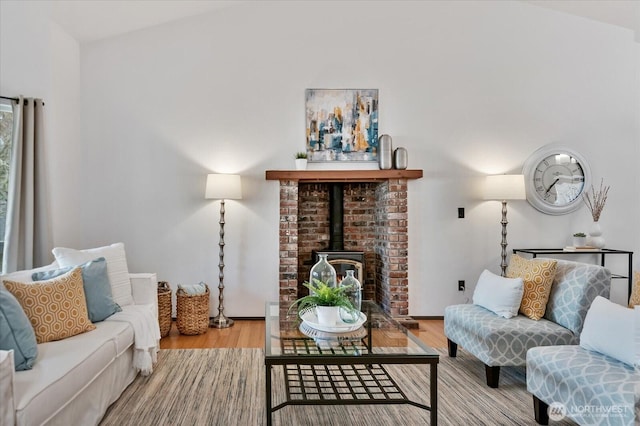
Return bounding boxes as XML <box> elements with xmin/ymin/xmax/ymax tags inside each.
<box><xmin>160</xmin><ymin>319</ymin><xmax>446</xmax><ymax>349</ymax></box>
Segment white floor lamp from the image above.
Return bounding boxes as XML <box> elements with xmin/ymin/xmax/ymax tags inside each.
<box><xmin>484</xmin><ymin>174</ymin><xmax>526</xmax><ymax>276</ymax></box>
<box><xmin>205</xmin><ymin>173</ymin><xmax>242</xmax><ymax>328</ymax></box>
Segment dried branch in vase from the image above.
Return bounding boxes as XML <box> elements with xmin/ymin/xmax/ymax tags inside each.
<box><xmin>582</xmin><ymin>179</ymin><xmax>609</xmax><ymax>222</ymax></box>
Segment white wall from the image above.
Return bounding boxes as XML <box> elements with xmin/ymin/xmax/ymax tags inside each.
<box><xmin>2</xmin><ymin>1</ymin><xmax>639</xmax><ymax>316</ymax></box>
<box><xmin>0</xmin><ymin>1</ymin><xmax>83</xmax><ymax>257</ymax></box>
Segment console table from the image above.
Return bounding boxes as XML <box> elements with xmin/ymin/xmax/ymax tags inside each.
<box><xmin>512</xmin><ymin>248</ymin><xmax>633</xmax><ymax>300</ymax></box>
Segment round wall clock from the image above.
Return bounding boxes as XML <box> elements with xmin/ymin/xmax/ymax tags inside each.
<box><xmin>522</xmin><ymin>144</ymin><xmax>591</xmax><ymax>215</ymax></box>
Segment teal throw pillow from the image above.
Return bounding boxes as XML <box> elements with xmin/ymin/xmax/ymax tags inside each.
<box><xmin>33</xmin><ymin>257</ymin><xmax>121</xmax><ymax>322</ymax></box>
<box><xmin>0</xmin><ymin>284</ymin><xmax>38</xmax><ymax>370</ymax></box>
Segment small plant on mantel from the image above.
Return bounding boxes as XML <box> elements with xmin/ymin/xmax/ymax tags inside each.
<box><xmin>294</xmin><ymin>151</ymin><xmax>308</xmax><ymax>159</ymax></box>
<box><xmin>583</xmin><ymin>179</ymin><xmax>610</xmax><ymax>222</ymax></box>
<box><xmin>573</xmin><ymin>232</ymin><xmax>586</xmax><ymax>238</ymax></box>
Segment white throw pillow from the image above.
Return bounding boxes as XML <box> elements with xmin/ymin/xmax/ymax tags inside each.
<box><xmin>52</xmin><ymin>243</ymin><xmax>133</xmax><ymax>306</ymax></box>
<box><xmin>580</xmin><ymin>296</ymin><xmax>636</xmax><ymax>367</ymax></box>
<box><xmin>472</xmin><ymin>269</ymin><xmax>524</xmax><ymax>319</ymax></box>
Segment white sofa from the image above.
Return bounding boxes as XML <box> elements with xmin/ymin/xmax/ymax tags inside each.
<box><xmin>1</xmin><ymin>259</ymin><xmax>158</xmax><ymax>426</ymax></box>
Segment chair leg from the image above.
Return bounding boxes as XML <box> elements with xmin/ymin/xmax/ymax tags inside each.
<box><xmin>485</xmin><ymin>365</ymin><xmax>500</xmax><ymax>388</ymax></box>
<box><xmin>533</xmin><ymin>395</ymin><xmax>549</xmax><ymax>425</ymax></box>
<box><xmin>447</xmin><ymin>338</ymin><xmax>457</xmax><ymax>357</ymax></box>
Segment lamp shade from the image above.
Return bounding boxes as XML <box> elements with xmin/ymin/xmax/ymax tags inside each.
<box><xmin>484</xmin><ymin>174</ymin><xmax>526</xmax><ymax>201</ymax></box>
<box><xmin>205</xmin><ymin>174</ymin><xmax>242</xmax><ymax>200</ymax></box>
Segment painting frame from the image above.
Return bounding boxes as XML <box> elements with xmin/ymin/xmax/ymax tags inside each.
<box><xmin>305</xmin><ymin>89</ymin><xmax>379</xmax><ymax>163</ymax></box>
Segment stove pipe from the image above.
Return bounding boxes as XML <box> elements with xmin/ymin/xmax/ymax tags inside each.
<box><xmin>329</xmin><ymin>183</ymin><xmax>344</xmax><ymax>251</ymax></box>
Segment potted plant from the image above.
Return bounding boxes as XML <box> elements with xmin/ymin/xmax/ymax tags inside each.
<box><xmin>288</xmin><ymin>279</ymin><xmax>355</xmax><ymax>326</ymax></box>
<box><xmin>294</xmin><ymin>151</ymin><xmax>308</xmax><ymax>170</ymax></box>
<box><xmin>572</xmin><ymin>232</ymin><xmax>587</xmax><ymax>247</ymax></box>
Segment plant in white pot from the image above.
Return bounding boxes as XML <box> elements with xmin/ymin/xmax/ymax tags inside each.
<box><xmin>294</xmin><ymin>152</ymin><xmax>308</xmax><ymax>170</ymax></box>
<box><xmin>288</xmin><ymin>279</ymin><xmax>355</xmax><ymax>326</ymax></box>
<box><xmin>572</xmin><ymin>232</ymin><xmax>587</xmax><ymax>247</ymax></box>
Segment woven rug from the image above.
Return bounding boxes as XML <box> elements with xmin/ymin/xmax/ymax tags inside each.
<box><xmin>100</xmin><ymin>348</ymin><xmax>576</xmax><ymax>425</ymax></box>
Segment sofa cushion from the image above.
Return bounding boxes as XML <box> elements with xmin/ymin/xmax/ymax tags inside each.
<box><xmin>110</xmin><ymin>306</ymin><xmax>136</xmax><ymax>356</ymax></box>
<box><xmin>53</xmin><ymin>242</ymin><xmax>134</xmax><ymax>307</ymax></box>
<box><xmin>444</xmin><ymin>303</ymin><xmax>576</xmax><ymax>367</ymax></box>
<box><xmin>12</xmin><ymin>320</ymin><xmax>132</xmax><ymax>426</ymax></box>
<box><xmin>33</xmin><ymin>257</ymin><xmax>121</xmax><ymax>323</ymax></box>
<box><xmin>0</xmin><ymin>285</ymin><xmax>37</xmax><ymax>370</ymax></box>
<box><xmin>472</xmin><ymin>269</ymin><xmax>523</xmax><ymax>318</ymax></box>
<box><xmin>4</xmin><ymin>268</ymin><xmax>96</xmax><ymax>343</ymax></box>
<box><xmin>580</xmin><ymin>296</ymin><xmax>636</xmax><ymax>367</ymax></box>
<box><xmin>527</xmin><ymin>345</ymin><xmax>639</xmax><ymax>426</ymax></box>
<box><xmin>544</xmin><ymin>259</ymin><xmax>611</xmax><ymax>335</ymax></box>
<box><xmin>506</xmin><ymin>254</ymin><xmax>557</xmax><ymax>320</ymax></box>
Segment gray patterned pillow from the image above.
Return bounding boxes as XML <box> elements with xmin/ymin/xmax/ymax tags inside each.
<box><xmin>544</xmin><ymin>259</ymin><xmax>611</xmax><ymax>335</ymax></box>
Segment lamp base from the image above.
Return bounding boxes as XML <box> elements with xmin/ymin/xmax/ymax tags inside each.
<box><xmin>209</xmin><ymin>314</ymin><xmax>234</xmax><ymax>328</ymax></box>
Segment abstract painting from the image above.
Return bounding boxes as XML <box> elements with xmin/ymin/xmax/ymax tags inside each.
<box><xmin>305</xmin><ymin>89</ymin><xmax>378</xmax><ymax>162</ymax></box>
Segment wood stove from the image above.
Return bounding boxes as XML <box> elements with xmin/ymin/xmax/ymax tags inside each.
<box><xmin>312</xmin><ymin>183</ymin><xmax>365</xmax><ymax>284</ymax></box>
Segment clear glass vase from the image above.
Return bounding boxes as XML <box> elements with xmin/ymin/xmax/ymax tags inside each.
<box><xmin>339</xmin><ymin>270</ymin><xmax>362</xmax><ymax>323</ymax></box>
<box><xmin>309</xmin><ymin>254</ymin><xmax>337</xmax><ymax>290</ymax></box>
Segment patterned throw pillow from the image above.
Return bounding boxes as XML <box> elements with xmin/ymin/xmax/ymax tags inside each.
<box><xmin>506</xmin><ymin>254</ymin><xmax>557</xmax><ymax>320</ymax></box>
<box><xmin>32</xmin><ymin>257</ymin><xmax>121</xmax><ymax>323</ymax></box>
<box><xmin>4</xmin><ymin>268</ymin><xmax>96</xmax><ymax>343</ymax></box>
<box><xmin>628</xmin><ymin>271</ymin><xmax>640</xmax><ymax>307</ymax></box>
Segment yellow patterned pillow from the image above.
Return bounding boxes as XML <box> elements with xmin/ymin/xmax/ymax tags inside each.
<box><xmin>506</xmin><ymin>254</ymin><xmax>557</xmax><ymax>320</ymax></box>
<box><xmin>628</xmin><ymin>271</ymin><xmax>640</xmax><ymax>307</ymax></box>
<box><xmin>4</xmin><ymin>267</ymin><xmax>96</xmax><ymax>343</ymax></box>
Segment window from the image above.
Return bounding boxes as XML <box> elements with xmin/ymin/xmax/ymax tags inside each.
<box><xmin>0</xmin><ymin>100</ymin><xmax>14</xmax><ymax>261</ymax></box>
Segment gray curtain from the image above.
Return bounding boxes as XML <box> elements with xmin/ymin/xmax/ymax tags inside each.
<box><xmin>2</xmin><ymin>96</ymin><xmax>51</xmax><ymax>273</ymax></box>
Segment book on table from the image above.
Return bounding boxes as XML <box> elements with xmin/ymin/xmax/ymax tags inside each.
<box><xmin>563</xmin><ymin>246</ymin><xmax>598</xmax><ymax>252</ymax></box>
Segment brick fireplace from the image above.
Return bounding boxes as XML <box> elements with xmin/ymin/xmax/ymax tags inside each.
<box><xmin>266</xmin><ymin>170</ymin><xmax>422</xmax><ymax>316</ymax></box>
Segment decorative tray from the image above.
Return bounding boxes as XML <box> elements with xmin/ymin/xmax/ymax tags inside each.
<box><xmin>299</xmin><ymin>321</ymin><xmax>367</xmax><ymax>341</ymax></box>
<box><xmin>299</xmin><ymin>307</ymin><xmax>367</xmax><ymax>333</ymax></box>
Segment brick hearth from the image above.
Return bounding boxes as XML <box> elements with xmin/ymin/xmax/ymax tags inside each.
<box><xmin>266</xmin><ymin>170</ymin><xmax>422</xmax><ymax>316</ymax></box>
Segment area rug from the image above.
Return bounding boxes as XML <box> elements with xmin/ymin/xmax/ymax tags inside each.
<box><xmin>100</xmin><ymin>348</ymin><xmax>576</xmax><ymax>425</ymax></box>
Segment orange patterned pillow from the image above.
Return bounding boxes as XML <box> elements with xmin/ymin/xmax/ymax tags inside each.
<box><xmin>506</xmin><ymin>254</ymin><xmax>557</xmax><ymax>320</ymax></box>
<box><xmin>628</xmin><ymin>271</ymin><xmax>640</xmax><ymax>307</ymax></box>
<box><xmin>4</xmin><ymin>267</ymin><xmax>96</xmax><ymax>343</ymax></box>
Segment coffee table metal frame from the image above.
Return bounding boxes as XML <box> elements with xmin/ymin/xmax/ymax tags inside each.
<box><xmin>264</xmin><ymin>301</ymin><xmax>439</xmax><ymax>425</ymax></box>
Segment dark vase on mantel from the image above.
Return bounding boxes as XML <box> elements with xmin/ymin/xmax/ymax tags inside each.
<box><xmin>394</xmin><ymin>147</ymin><xmax>408</xmax><ymax>170</ymax></box>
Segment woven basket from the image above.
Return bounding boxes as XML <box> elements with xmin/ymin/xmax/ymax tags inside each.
<box><xmin>176</xmin><ymin>285</ymin><xmax>210</xmax><ymax>335</ymax></box>
<box><xmin>157</xmin><ymin>281</ymin><xmax>172</xmax><ymax>337</ymax></box>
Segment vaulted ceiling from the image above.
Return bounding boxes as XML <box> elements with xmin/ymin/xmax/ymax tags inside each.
<box><xmin>45</xmin><ymin>0</ymin><xmax>639</xmax><ymax>44</ymax></box>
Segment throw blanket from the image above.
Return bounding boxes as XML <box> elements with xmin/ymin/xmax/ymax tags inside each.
<box><xmin>177</xmin><ymin>282</ymin><xmax>207</xmax><ymax>295</ymax></box>
<box><xmin>106</xmin><ymin>304</ymin><xmax>161</xmax><ymax>376</ymax></box>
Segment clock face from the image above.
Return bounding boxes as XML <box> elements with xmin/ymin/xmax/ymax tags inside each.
<box><xmin>523</xmin><ymin>145</ymin><xmax>591</xmax><ymax>215</ymax></box>
<box><xmin>533</xmin><ymin>154</ymin><xmax>585</xmax><ymax>206</ymax></box>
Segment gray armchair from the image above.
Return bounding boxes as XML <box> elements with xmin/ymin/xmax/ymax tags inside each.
<box><xmin>444</xmin><ymin>259</ymin><xmax>611</xmax><ymax>387</ymax></box>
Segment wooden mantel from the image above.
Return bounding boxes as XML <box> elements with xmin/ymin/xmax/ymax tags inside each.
<box><xmin>265</xmin><ymin>169</ymin><xmax>423</xmax><ymax>183</ymax></box>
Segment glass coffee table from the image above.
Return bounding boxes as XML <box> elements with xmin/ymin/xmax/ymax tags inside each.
<box><xmin>265</xmin><ymin>301</ymin><xmax>439</xmax><ymax>425</ymax></box>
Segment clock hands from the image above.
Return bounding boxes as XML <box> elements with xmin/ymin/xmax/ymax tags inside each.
<box><xmin>545</xmin><ymin>178</ymin><xmax>560</xmax><ymax>194</ymax></box>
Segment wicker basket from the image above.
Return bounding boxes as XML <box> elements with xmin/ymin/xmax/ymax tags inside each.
<box><xmin>157</xmin><ymin>281</ymin><xmax>172</xmax><ymax>337</ymax></box>
<box><xmin>176</xmin><ymin>285</ymin><xmax>210</xmax><ymax>335</ymax></box>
